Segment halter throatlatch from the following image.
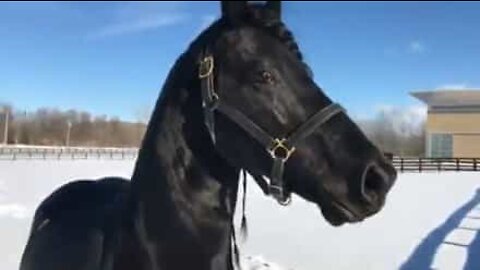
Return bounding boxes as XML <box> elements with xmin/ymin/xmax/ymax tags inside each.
<box><xmin>198</xmin><ymin>49</ymin><xmax>345</xmax><ymax>205</ymax></box>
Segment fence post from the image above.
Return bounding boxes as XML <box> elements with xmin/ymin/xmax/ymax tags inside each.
<box><xmin>474</xmin><ymin>158</ymin><xmax>478</xmax><ymax>171</ymax></box>
<box><xmin>400</xmin><ymin>158</ymin><xmax>404</xmax><ymax>172</ymax></box>
<box><xmin>456</xmin><ymin>158</ymin><xmax>460</xmax><ymax>171</ymax></box>
<box><xmin>419</xmin><ymin>158</ymin><xmax>422</xmax><ymax>172</ymax></box>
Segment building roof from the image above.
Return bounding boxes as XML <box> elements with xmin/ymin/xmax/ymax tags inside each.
<box><xmin>411</xmin><ymin>90</ymin><xmax>480</xmax><ymax>107</ymax></box>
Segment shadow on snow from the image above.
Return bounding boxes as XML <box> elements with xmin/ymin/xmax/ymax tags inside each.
<box><xmin>400</xmin><ymin>188</ymin><xmax>480</xmax><ymax>270</ymax></box>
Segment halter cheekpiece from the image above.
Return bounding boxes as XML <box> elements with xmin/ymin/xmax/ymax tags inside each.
<box><xmin>198</xmin><ymin>48</ymin><xmax>345</xmax><ymax>205</ymax></box>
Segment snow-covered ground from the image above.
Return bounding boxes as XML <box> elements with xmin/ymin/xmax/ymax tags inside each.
<box><xmin>1</xmin><ymin>160</ymin><xmax>479</xmax><ymax>270</ymax></box>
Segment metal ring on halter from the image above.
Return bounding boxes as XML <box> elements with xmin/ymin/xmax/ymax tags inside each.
<box><xmin>268</xmin><ymin>138</ymin><xmax>296</xmax><ymax>162</ymax></box>
<box><xmin>278</xmin><ymin>194</ymin><xmax>292</xmax><ymax>206</ymax></box>
<box><xmin>269</xmin><ymin>184</ymin><xmax>292</xmax><ymax>206</ymax></box>
<box><xmin>199</xmin><ymin>56</ymin><xmax>214</xmax><ymax>79</ymax></box>
<box><xmin>207</xmin><ymin>92</ymin><xmax>220</xmax><ymax>110</ymax></box>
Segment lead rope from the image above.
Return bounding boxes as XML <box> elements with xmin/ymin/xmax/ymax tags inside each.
<box><xmin>230</xmin><ymin>221</ymin><xmax>241</xmax><ymax>269</ymax></box>
<box><xmin>240</xmin><ymin>169</ymin><xmax>248</xmax><ymax>242</ymax></box>
<box><xmin>231</xmin><ymin>170</ymin><xmax>249</xmax><ymax>270</ymax></box>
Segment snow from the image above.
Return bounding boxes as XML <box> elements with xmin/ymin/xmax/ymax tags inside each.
<box><xmin>0</xmin><ymin>203</ymin><xmax>29</xmax><ymax>219</ymax></box>
<box><xmin>1</xmin><ymin>159</ymin><xmax>480</xmax><ymax>270</ymax></box>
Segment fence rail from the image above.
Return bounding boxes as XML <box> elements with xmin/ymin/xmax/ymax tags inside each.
<box><xmin>0</xmin><ymin>146</ymin><xmax>139</xmax><ymax>160</ymax></box>
<box><xmin>392</xmin><ymin>157</ymin><xmax>480</xmax><ymax>172</ymax></box>
<box><xmin>1</xmin><ymin>147</ymin><xmax>479</xmax><ymax>173</ymax></box>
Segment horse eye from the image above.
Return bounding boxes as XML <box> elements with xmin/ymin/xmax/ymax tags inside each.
<box><xmin>260</xmin><ymin>71</ymin><xmax>275</xmax><ymax>84</ymax></box>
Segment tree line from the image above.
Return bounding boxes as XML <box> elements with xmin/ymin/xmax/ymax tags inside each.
<box><xmin>357</xmin><ymin>107</ymin><xmax>426</xmax><ymax>157</ymax></box>
<box><xmin>0</xmin><ymin>104</ymin><xmax>146</xmax><ymax>147</ymax></box>
<box><xmin>1</xmin><ymin>103</ymin><xmax>426</xmax><ymax>156</ymax></box>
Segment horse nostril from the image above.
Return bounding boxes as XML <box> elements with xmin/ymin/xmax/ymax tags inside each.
<box><xmin>361</xmin><ymin>163</ymin><xmax>390</xmax><ymax>206</ymax></box>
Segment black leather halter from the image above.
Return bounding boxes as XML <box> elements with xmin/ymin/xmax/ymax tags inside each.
<box><xmin>198</xmin><ymin>49</ymin><xmax>345</xmax><ymax>205</ymax></box>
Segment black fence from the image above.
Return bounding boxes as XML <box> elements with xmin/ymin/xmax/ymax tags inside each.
<box><xmin>0</xmin><ymin>146</ymin><xmax>138</xmax><ymax>160</ymax></box>
<box><xmin>392</xmin><ymin>157</ymin><xmax>480</xmax><ymax>172</ymax></box>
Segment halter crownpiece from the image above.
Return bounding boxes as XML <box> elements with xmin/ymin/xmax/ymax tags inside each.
<box><xmin>198</xmin><ymin>49</ymin><xmax>345</xmax><ymax>205</ymax></box>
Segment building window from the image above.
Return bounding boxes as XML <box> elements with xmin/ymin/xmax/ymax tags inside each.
<box><xmin>430</xmin><ymin>133</ymin><xmax>453</xmax><ymax>157</ymax></box>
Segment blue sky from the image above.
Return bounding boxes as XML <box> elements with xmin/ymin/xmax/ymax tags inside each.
<box><xmin>1</xmin><ymin>1</ymin><xmax>479</xmax><ymax>122</ymax></box>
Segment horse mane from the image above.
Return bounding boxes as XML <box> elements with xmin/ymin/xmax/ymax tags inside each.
<box><xmin>185</xmin><ymin>4</ymin><xmax>306</xmax><ymax>66</ymax></box>
<box><xmin>251</xmin><ymin>14</ymin><xmax>313</xmax><ymax>77</ymax></box>
<box><xmin>247</xmin><ymin>4</ymin><xmax>304</xmax><ymax>61</ymax></box>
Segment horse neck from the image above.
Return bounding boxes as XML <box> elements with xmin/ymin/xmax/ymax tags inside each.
<box><xmin>129</xmin><ymin>55</ymin><xmax>240</xmax><ymax>269</ymax></box>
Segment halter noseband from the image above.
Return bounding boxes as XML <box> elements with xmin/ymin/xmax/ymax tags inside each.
<box><xmin>198</xmin><ymin>49</ymin><xmax>345</xmax><ymax>205</ymax></box>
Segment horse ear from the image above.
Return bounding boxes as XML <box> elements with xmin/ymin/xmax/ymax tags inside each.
<box><xmin>221</xmin><ymin>1</ymin><xmax>247</xmax><ymax>24</ymax></box>
<box><xmin>265</xmin><ymin>1</ymin><xmax>281</xmax><ymax>21</ymax></box>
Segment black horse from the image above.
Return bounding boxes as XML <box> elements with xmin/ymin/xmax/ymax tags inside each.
<box><xmin>19</xmin><ymin>2</ymin><xmax>397</xmax><ymax>270</ymax></box>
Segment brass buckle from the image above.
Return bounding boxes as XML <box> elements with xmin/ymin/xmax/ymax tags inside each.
<box><xmin>199</xmin><ymin>56</ymin><xmax>214</xmax><ymax>79</ymax></box>
<box><xmin>268</xmin><ymin>138</ymin><xmax>295</xmax><ymax>162</ymax></box>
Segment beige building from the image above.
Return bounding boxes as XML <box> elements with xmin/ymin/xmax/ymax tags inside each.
<box><xmin>412</xmin><ymin>90</ymin><xmax>480</xmax><ymax>158</ymax></box>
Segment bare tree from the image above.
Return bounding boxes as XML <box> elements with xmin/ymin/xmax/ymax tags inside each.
<box><xmin>1</xmin><ymin>103</ymin><xmax>147</xmax><ymax>147</ymax></box>
<box><xmin>357</xmin><ymin>107</ymin><xmax>426</xmax><ymax>157</ymax></box>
